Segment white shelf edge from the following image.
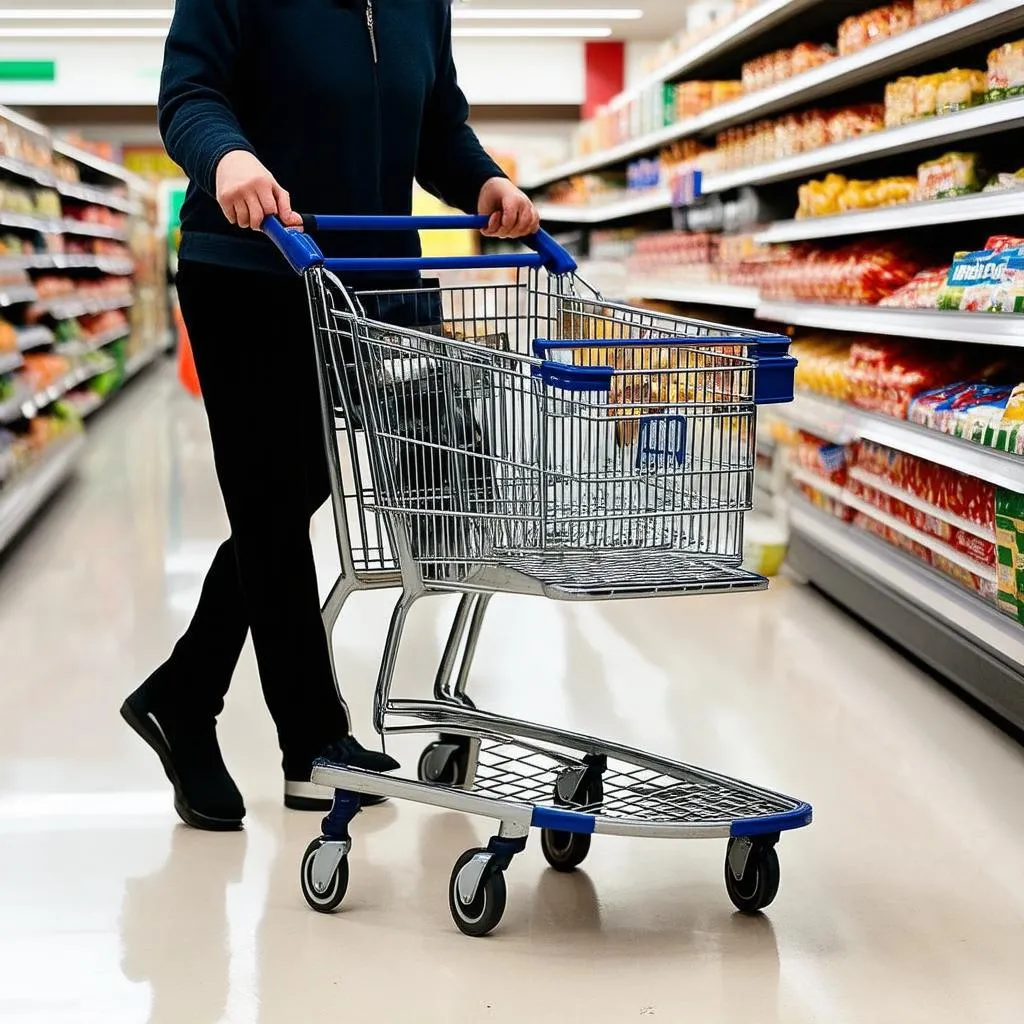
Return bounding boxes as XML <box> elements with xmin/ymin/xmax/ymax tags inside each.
<box><xmin>61</xmin><ymin>220</ymin><xmax>128</xmax><ymax>242</ymax></box>
<box><xmin>0</xmin><ymin>352</ymin><xmax>23</xmax><ymax>376</ymax></box>
<box><xmin>613</xmin><ymin>0</ymin><xmax>822</xmax><ymax>109</ymax></box>
<box><xmin>0</xmin><ymin>286</ymin><xmax>39</xmax><ymax>308</ymax></box>
<box><xmin>755</xmin><ymin>190</ymin><xmax>1024</xmax><ymax>244</ymax></box>
<box><xmin>847</xmin><ymin>466</ymin><xmax>995</xmax><ymax>542</ymax></box>
<box><xmin>54</xmin><ymin>180</ymin><xmax>139</xmax><ymax>215</ymax></box>
<box><xmin>790</xmin><ymin>466</ymin><xmax>996</xmax><ymax>580</ymax></box>
<box><xmin>51</xmin><ymin>139</ymin><xmax>147</xmax><ymax>191</ymax></box>
<box><xmin>789</xmin><ymin>500</ymin><xmax>1024</xmax><ymax>664</ymax></box>
<box><xmin>627</xmin><ymin>278</ymin><xmax>760</xmax><ymax>309</ymax></box>
<box><xmin>522</xmin><ymin>0</ymin><xmax>1024</xmax><ymax>188</ymax></box>
<box><xmin>0</xmin><ymin>433</ymin><xmax>85</xmax><ymax>555</ymax></box>
<box><xmin>16</xmin><ymin>326</ymin><xmax>55</xmax><ymax>352</ymax></box>
<box><xmin>535</xmin><ymin>190</ymin><xmax>672</xmax><ymax>224</ymax></box>
<box><xmin>756</xmin><ymin>301</ymin><xmax>1024</xmax><ymax>346</ymax></box>
<box><xmin>707</xmin><ymin>96</ymin><xmax>1024</xmax><ymax>194</ymax></box>
<box><xmin>0</xmin><ymin>254</ymin><xmax>134</xmax><ymax>275</ymax></box>
<box><xmin>780</xmin><ymin>393</ymin><xmax>1024</xmax><ymax>491</ymax></box>
<box><xmin>43</xmin><ymin>295</ymin><xmax>134</xmax><ymax>319</ymax></box>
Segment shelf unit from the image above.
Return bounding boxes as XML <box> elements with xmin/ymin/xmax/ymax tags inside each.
<box><xmin>1</xmin><ymin>106</ymin><xmax>167</xmax><ymax>557</ymax></box>
<box><xmin>0</xmin><ymin>433</ymin><xmax>86</xmax><ymax>555</ymax></box>
<box><xmin>523</xmin><ymin>0</ymin><xmax>1024</xmax><ymax>190</ymax></box>
<box><xmin>788</xmin><ymin>502</ymin><xmax>1024</xmax><ymax>730</ymax></box>
<box><xmin>517</xmin><ymin>0</ymin><xmax>1024</xmax><ymax>727</ymax></box>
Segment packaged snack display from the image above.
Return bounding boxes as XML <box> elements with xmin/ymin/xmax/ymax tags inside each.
<box><xmin>838</xmin><ymin>3</ymin><xmax>914</xmax><ymax>57</ymax></box>
<box><xmin>879</xmin><ymin>267</ymin><xmax>950</xmax><ymax>309</ymax></box>
<box><xmin>791</xmin><ymin>431</ymin><xmax>851</xmax><ymax>484</ymax></box>
<box><xmin>936</xmin><ymin>238</ymin><xmax>1024</xmax><ymax>313</ymax></box>
<box><xmin>987</xmin><ymin>40</ymin><xmax>1024</xmax><ymax>102</ymax></box>
<box><xmin>913</xmin><ymin>0</ymin><xmax>975</xmax><ymax>22</ymax></box>
<box><xmin>995</xmin><ymin>489</ymin><xmax>1024</xmax><ymax>621</ymax></box>
<box><xmin>917</xmin><ymin>152</ymin><xmax>983</xmax><ymax>200</ymax></box>
<box><xmin>742</xmin><ymin>44</ymin><xmax>835</xmax><ymax>92</ymax></box>
<box><xmin>935</xmin><ymin>69</ymin><xmax>988</xmax><ymax>114</ymax></box>
<box><xmin>796</xmin><ymin>173</ymin><xmax>918</xmax><ymax>218</ymax></box>
<box><xmin>759</xmin><ymin>240</ymin><xmax>923</xmax><ymax>305</ymax></box>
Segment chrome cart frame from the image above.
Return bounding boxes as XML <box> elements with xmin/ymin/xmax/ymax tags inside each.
<box><xmin>266</xmin><ymin>214</ymin><xmax>811</xmax><ymax>936</ymax></box>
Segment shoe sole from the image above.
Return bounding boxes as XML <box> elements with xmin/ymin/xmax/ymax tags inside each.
<box><xmin>120</xmin><ymin>700</ymin><xmax>243</xmax><ymax>832</ymax></box>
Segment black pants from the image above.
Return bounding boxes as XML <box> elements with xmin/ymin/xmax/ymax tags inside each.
<box><xmin>162</xmin><ymin>260</ymin><xmax>347</xmax><ymax>773</ymax></box>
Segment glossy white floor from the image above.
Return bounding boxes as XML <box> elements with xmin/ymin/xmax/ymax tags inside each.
<box><xmin>2</xmin><ymin>365</ymin><xmax>1024</xmax><ymax>1023</ymax></box>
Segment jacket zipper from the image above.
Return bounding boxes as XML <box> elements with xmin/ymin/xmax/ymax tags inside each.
<box><xmin>365</xmin><ymin>0</ymin><xmax>378</xmax><ymax>63</ymax></box>
<box><xmin>365</xmin><ymin>0</ymin><xmax>383</xmax><ymax>215</ymax></box>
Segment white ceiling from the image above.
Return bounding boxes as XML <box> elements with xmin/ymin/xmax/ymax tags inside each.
<box><xmin>0</xmin><ymin>1</ymin><xmax>701</xmax><ymax>41</ymax></box>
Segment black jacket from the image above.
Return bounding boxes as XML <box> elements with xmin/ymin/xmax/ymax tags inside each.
<box><xmin>159</xmin><ymin>0</ymin><xmax>504</xmax><ymax>273</ymax></box>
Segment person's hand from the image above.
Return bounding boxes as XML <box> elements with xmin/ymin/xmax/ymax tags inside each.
<box><xmin>215</xmin><ymin>151</ymin><xmax>302</xmax><ymax>230</ymax></box>
<box><xmin>478</xmin><ymin>177</ymin><xmax>540</xmax><ymax>239</ymax></box>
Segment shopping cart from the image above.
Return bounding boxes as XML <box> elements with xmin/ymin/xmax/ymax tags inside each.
<box><xmin>265</xmin><ymin>214</ymin><xmax>811</xmax><ymax>936</ymax></box>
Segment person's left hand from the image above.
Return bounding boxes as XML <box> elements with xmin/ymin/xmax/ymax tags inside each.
<box><xmin>478</xmin><ymin>177</ymin><xmax>540</xmax><ymax>239</ymax></box>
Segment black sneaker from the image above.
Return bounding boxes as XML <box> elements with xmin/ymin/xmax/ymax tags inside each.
<box><xmin>283</xmin><ymin>736</ymin><xmax>399</xmax><ymax>811</ymax></box>
<box><xmin>120</xmin><ymin>691</ymin><xmax>244</xmax><ymax>831</ymax></box>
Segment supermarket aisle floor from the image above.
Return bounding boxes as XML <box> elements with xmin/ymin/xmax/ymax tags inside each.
<box><xmin>2</xmin><ymin>365</ymin><xmax>1024</xmax><ymax>1024</ymax></box>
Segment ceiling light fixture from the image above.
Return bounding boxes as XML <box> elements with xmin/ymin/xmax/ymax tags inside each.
<box><xmin>453</xmin><ymin>26</ymin><xmax>614</xmax><ymax>38</ymax></box>
<box><xmin>452</xmin><ymin>8</ymin><xmax>642</xmax><ymax>19</ymax></box>
<box><xmin>0</xmin><ymin>27</ymin><xmax>169</xmax><ymax>37</ymax></box>
<box><xmin>0</xmin><ymin>9</ymin><xmax>172</xmax><ymax>18</ymax></box>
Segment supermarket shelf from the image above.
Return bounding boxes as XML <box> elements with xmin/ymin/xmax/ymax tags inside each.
<box><xmin>788</xmin><ymin>501</ymin><xmax>1024</xmax><ymax>730</ymax></box>
<box><xmin>0</xmin><ymin>211</ymin><xmax>61</xmax><ymax>234</ymax></box>
<box><xmin>125</xmin><ymin>341</ymin><xmax>164</xmax><ymax>381</ymax></box>
<box><xmin>847</xmin><ymin>466</ymin><xmax>994</xmax><ymax>542</ymax></box>
<box><xmin>707</xmin><ymin>96</ymin><xmax>1024</xmax><ymax>195</ymax></box>
<box><xmin>52</xmin><ymin>139</ymin><xmax>142</xmax><ymax>189</ymax></box>
<box><xmin>521</xmin><ymin>0</ymin><xmax>1024</xmax><ymax>189</ymax></box>
<box><xmin>16</xmin><ymin>326</ymin><xmax>54</xmax><ymax>353</ymax></box>
<box><xmin>616</xmin><ymin>0</ymin><xmax>822</xmax><ymax>108</ymax></box>
<box><xmin>756</xmin><ymin>301</ymin><xmax>1024</xmax><ymax>346</ymax></box>
<box><xmin>0</xmin><ymin>153</ymin><xmax>54</xmax><ymax>189</ymax></box>
<box><xmin>54</xmin><ymin>180</ymin><xmax>139</xmax><ymax>215</ymax></box>
<box><xmin>0</xmin><ymin>254</ymin><xmax>134</xmax><ymax>275</ymax></box>
<box><xmin>43</xmin><ymin>294</ymin><xmax>133</xmax><ymax>319</ymax></box>
<box><xmin>0</xmin><ymin>433</ymin><xmax>85</xmax><ymax>556</ymax></box>
<box><xmin>62</xmin><ymin>220</ymin><xmax>129</xmax><ymax>242</ymax></box>
<box><xmin>0</xmin><ymin>351</ymin><xmax>23</xmax><ymax>376</ymax></box>
<box><xmin>57</xmin><ymin>326</ymin><xmax>131</xmax><ymax>356</ymax></box>
<box><xmin>791</xmin><ymin>466</ymin><xmax>995</xmax><ymax>580</ymax></box>
<box><xmin>0</xmin><ymin>285</ymin><xmax>38</xmax><ymax>308</ymax></box>
<box><xmin>779</xmin><ymin>392</ymin><xmax>1024</xmax><ymax>491</ymax></box>
<box><xmin>627</xmin><ymin>278</ymin><xmax>760</xmax><ymax>309</ymax></box>
<box><xmin>536</xmin><ymin>190</ymin><xmax>673</xmax><ymax>224</ymax></box>
<box><xmin>69</xmin><ymin>391</ymin><xmax>107</xmax><ymax>419</ymax></box>
<box><xmin>756</xmin><ymin>190</ymin><xmax>1024</xmax><ymax>244</ymax></box>
<box><xmin>2</xmin><ymin>359</ymin><xmax>116</xmax><ymax>424</ymax></box>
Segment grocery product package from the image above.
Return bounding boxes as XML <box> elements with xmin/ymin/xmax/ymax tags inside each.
<box><xmin>987</xmin><ymin>39</ymin><xmax>1024</xmax><ymax>102</ymax></box>
<box><xmin>995</xmin><ymin>489</ymin><xmax>1024</xmax><ymax>622</ymax></box>
<box><xmin>936</xmin><ymin>238</ymin><xmax>1024</xmax><ymax>313</ymax></box>
<box><xmin>917</xmin><ymin>153</ymin><xmax>983</xmax><ymax>200</ymax></box>
<box><xmin>838</xmin><ymin>3</ymin><xmax>914</xmax><ymax>57</ymax></box>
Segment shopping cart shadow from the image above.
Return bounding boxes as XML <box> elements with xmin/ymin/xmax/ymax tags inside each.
<box><xmin>119</xmin><ymin>826</ymin><xmax>247</xmax><ymax>1024</ymax></box>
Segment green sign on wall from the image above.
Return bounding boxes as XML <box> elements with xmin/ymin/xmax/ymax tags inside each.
<box><xmin>0</xmin><ymin>61</ymin><xmax>56</xmax><ymax>82</ymax></box>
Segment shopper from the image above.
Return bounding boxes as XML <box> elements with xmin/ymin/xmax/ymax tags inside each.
<box><xmin>121</xmin><ymin>0</ymin><xmax>540</xmax><ymax>830</ymax></box>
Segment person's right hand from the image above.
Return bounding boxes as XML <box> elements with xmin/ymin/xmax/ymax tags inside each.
<box><xmin>215</xmin><ymin>151</ymin><xmax>302</xmax><ymax>230</ymax></box>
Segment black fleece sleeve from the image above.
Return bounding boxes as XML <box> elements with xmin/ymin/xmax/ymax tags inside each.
<box><xmin>415</xmin><ymin>5</ymin><xmax>506</xmax><ymax>213</ymax></box>
<box><xmin>157</xmin><ymin>0</ymin><xmax>256</xmax><ymax>198</ymax></box>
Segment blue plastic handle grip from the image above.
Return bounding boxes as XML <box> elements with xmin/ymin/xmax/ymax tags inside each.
<box><xmin>532</xmin><ymin>362</ymin><xmax>614</xmax><ymax>392</ymax></box>
<box><xmin>532</xmin><ymin>337</ymin><xmax>798</xmax><ymax>406</ymax></box>
<box><xmin>262</xmin><ymin>214</ymin><xmax>577</xmax><ymax>276</ymax></box>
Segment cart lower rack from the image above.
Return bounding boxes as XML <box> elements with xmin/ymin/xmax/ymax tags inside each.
<box><xmin>266</xmin><ymin>213</ymin><xmax>810</xmax><ymax>936</ymax></box>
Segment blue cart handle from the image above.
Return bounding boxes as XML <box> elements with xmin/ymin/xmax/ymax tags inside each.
<box><xmin>263</xmin><ymin>214</ymin><xmax>577</xmax><ymax>276</ymax></box>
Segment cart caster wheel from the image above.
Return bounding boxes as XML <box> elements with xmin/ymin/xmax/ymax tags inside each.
<box><xmin>300</xmin><ymin>837</ymin><xmax>350</xmax><ymax>913</ymax></box>
<box><xmin>724</xmin><ymin>838</ymin><xmax>779</xmax><ymax>914</ymax></box>
<box><xmin>417</xmin><ymin>739</ymin><xmax>466</xmax><ymax>786</ymax></box>
<box><xmin>448</xmin><ymin>848</ymin><xmax>507</xmax><ymax>937</ymax></box>
<box><xmin>540</xmin><ymin>827</ymin><xmax>591</xmax><ymax>872</ymax></box>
